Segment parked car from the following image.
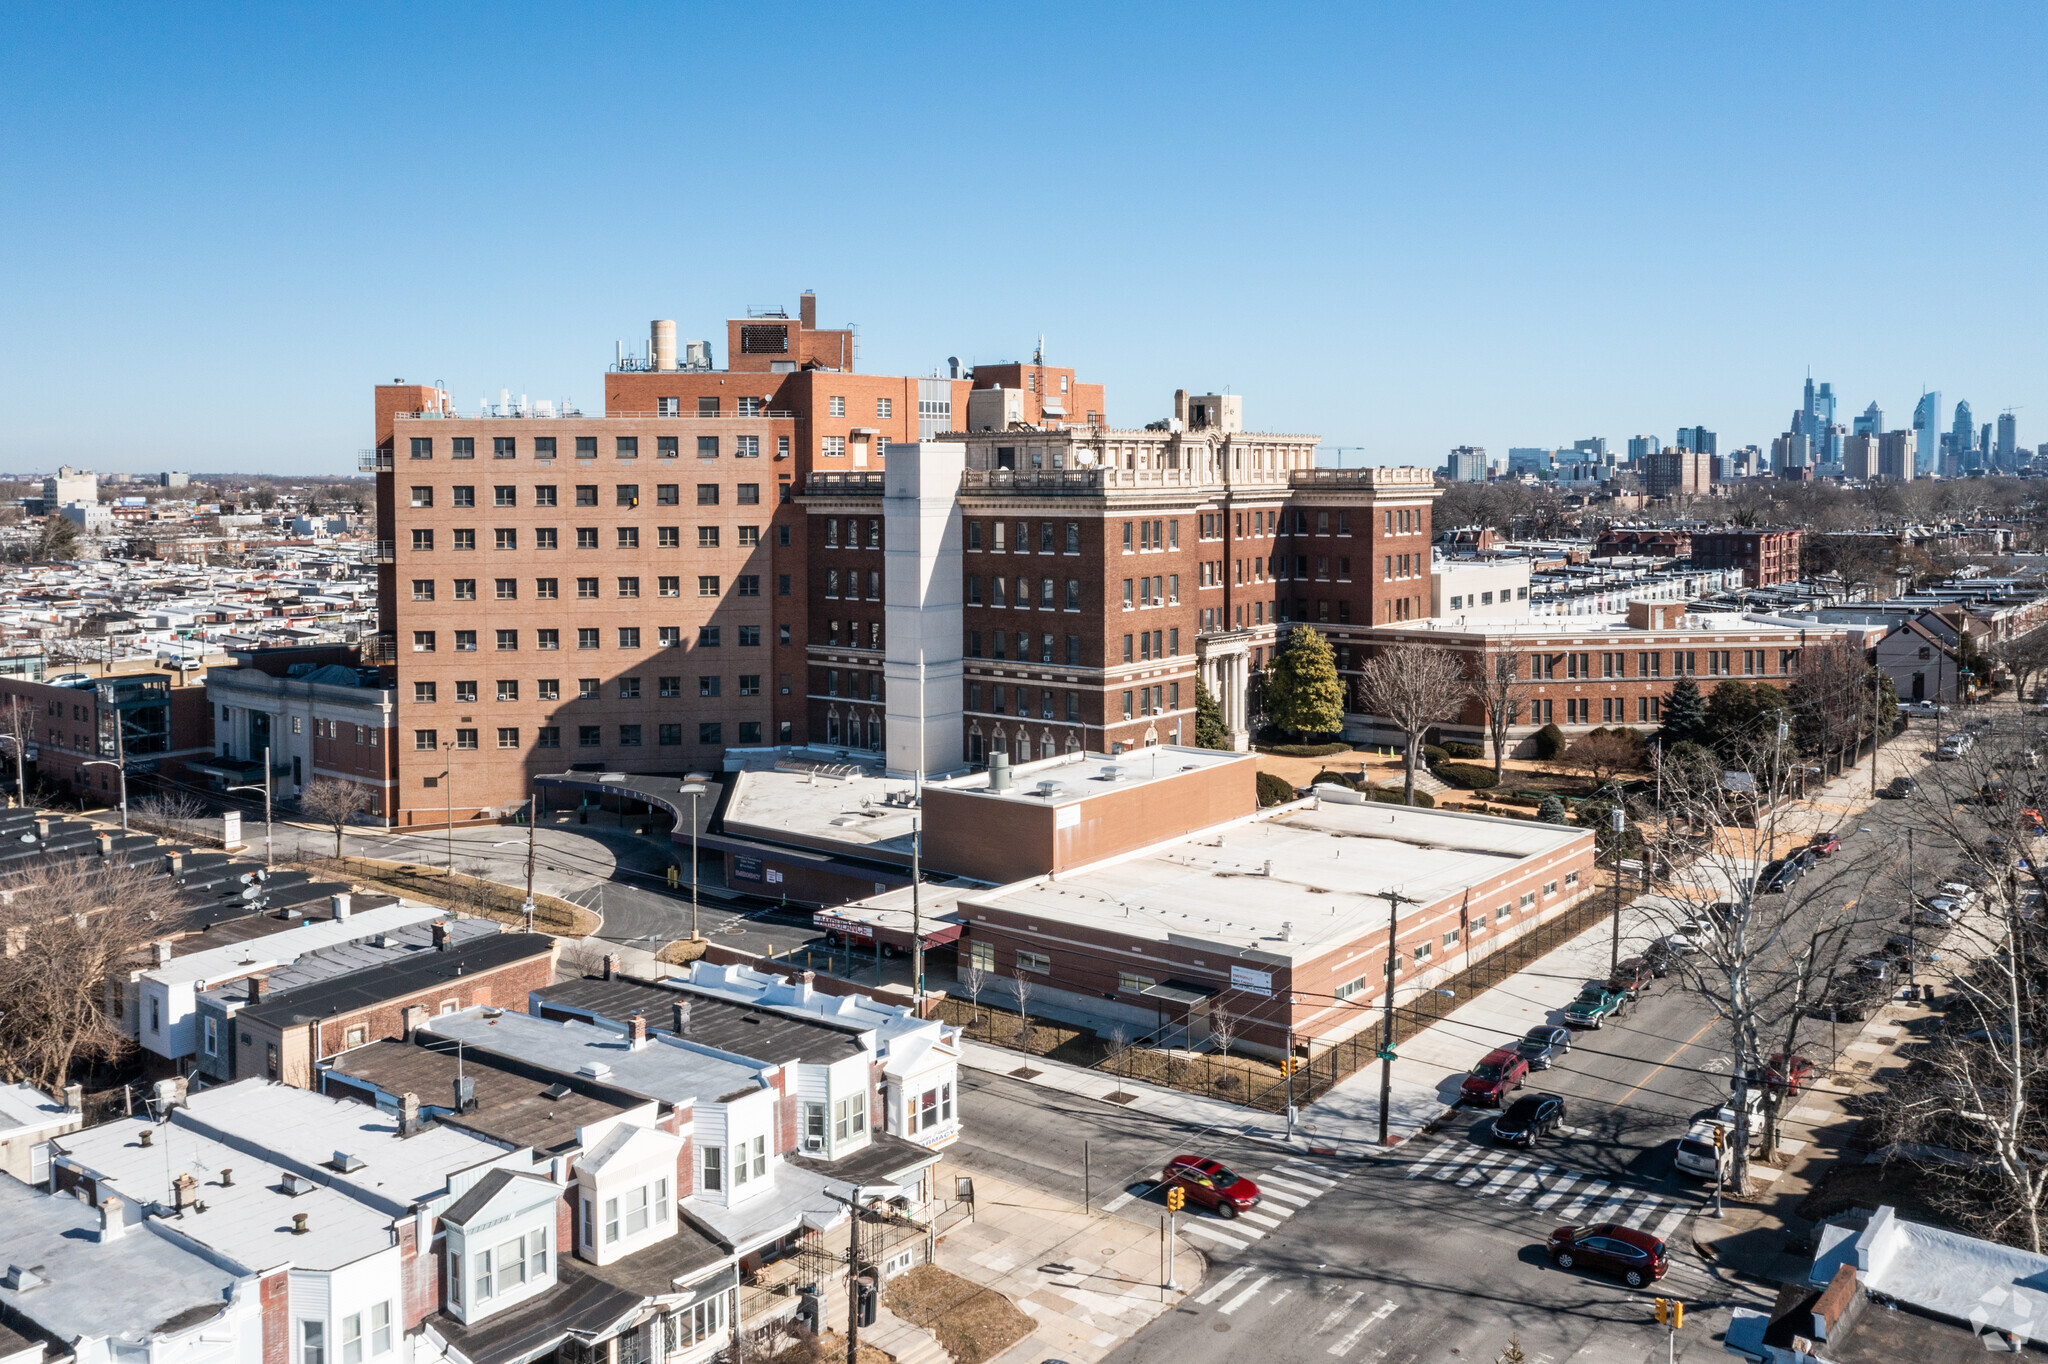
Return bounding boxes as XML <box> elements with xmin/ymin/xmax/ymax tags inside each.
<box><xmin>1766</xmin><ymin>1053</ymin><xmax>1817</xmax><ymax>1096</ymax></box>
<box><xmin>1606</xmin><ymin>957</ymin><xmax>1655</xmax><ymax>1001</ymax></box>
<box><xmin>1159</xmin><ymin>1156</ymin><xmax>1262</xmax><ymax>1219</ymax></box>
<box><xmin>1674</xmin><ymin>1119</ymin><xmax>1732</xmax><ymax>1180</ymax></box>
<box><xmin>1514</xmin><ymin>1025</ymin><xmax>1572</xmax><ymax>1070</ymax></box>
<box><xmin>1756</xmin><ymin>859</ymin><xmax>1801</xmax><ymax>894</ymax></box>
<box><xmin>1492</xmin><ymin>1093</ymin><xmax>1567</xmax><ymax>1147</ymax></box>
<box><xmin>1643</xmin><ymin>939</ymin><xmax>1677</xmax><ymax>975</ymax></box>
<box><xmin>1564</xmin><ymin>985</ymin><xmax>1628</xmax><ymax>1028</ymax></box>
<box><xmin>1460</xmin><ymin>1048</ymin><xmax>1531</xmax><ymax>1107</ymax></box>
<box><xmin>1809</xmin><ymin>832</ymin><xmax>1843</xmax><ymax>856</ymax></box>
<box><xmin>1806</xmin><ymin>977</ymin><xmax>1880</xmax><ymax>1022</ymax></box>
<box><xmin>1884</xmin><ymin>775</ymin><xmax>1918</xmax><ymax>798</ymax></box>
<box><xmin>1547</xmin><ymin>1223</ymin><xmax>1669</xmax><ymax>1287</ymax></box>
<box><xmin>1717</xmin><ymin>1087</ymin><xmax>1764</xmax><ymax>1131</ymax></box>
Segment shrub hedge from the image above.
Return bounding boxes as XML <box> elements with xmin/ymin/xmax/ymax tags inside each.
<box><xmin>1435</xmin><ymin>762</ymin><xmax>1501</xmax><ymax>790</ymax></box>
<box><xmin>1263</xmin><ymin>742</ymin><xmax>1353</xmax><ymax>758</ymax></box>
<box><xmin>1444</xmin><ymin>742</ymin><xmax>1484</xmax><ymax>760</ymax></box>
<box><xmin>1368</xmin><ymin>787</ymin><xmax>1436</xmax><ymax>809</ymax></box>
<box><xmin>1256</xmin><ymin>771</ymin><xmax>1297</xmax><ymax>807</ymax></box>
<box><xmin>1533</xmin><ymin>723</ymin><xmax>1567</xmax><ymax>759</ymax></box>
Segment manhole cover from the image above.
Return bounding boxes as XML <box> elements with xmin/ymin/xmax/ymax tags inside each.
<box><xmin>1010</xmin><ymin>1067</ymin><xmax>1043</xmax><ymax>1080</ymax></box>
<box><xmin>1212</xmin><ymin>1322</ymin><xmax>1231</xmax><ymax>1333</ymax></box>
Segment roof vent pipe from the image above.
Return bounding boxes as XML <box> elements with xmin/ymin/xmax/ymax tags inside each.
<box><xmin>988</xmin><ymin>752</ymin><xmax>1013</xmax><ymax>793</ymax></box>
<box><xmin>652</xmin><ymin>320</ymin><xmax>677</xmax><ymax>373</ymax></box>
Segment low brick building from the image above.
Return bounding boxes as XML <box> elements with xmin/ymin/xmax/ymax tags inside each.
<box><xmin>1690</xmin><ymin>527</ymin><xmax>1802</xmax><ymax>588</ymax></box>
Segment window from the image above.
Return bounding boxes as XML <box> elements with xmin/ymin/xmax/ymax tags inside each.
<box><xmin>410</xmin><ymin>438</ymin><xmax>432</xmax><ymax>460</ymax></box>
<box><xmin>411</xmin><ymin>529</ymin><xmax>434</xmax><ymax>551</ymax></box>
<box><xmin>735</xmin><ymin>434</ymin><xmax>759</xmax><ymax>458</ymax></box>
<box><xmin>537</xmin><ymin>628</ymin><xmax>559</xmax><ymax>650</ymax></box>
<box><xmin>696</xmin><ymin>436</ymin><xmax>718</xmax><ymax>459</ymax></box>
<box><xmin>495</xmin><ymin>629</ymin><xmax>517</xmax><ymax>650</ymax></box>
<box><xmin>575</xmin><ymin>436</ymin><xmax>597</xmax><ymax>458</ymax></box>
<box><xmin>659</xmin><ymin>525</ymin><xmax>679</xmax><ymax>547</ymax></box>
<box><xmin>659</xmin><ymin>723</ymin><xmax>682</xmax><ymax>746</ymax></box>
<box><xmin>453</xmin><ymin>578</ymin><xmax>477</xmax><ymax>600</ymax></box>
<box><xmin>701</xmin><ymin>1145</ymin><xmax>723</xmax><ymax>1191</ymax></box>
<box><xmin>737</xmin><ymin>524</ymin><xmax>759</xmax><ymax>547</ymax></box>
<box><xmin>454</xmin><ymin>630</ymin><xmax>477</xmax><ymax>651</ymax></box>
<box><xmin>876</xmin><ymin>397</ymin><xmax>893</xmax><ymax>418</ymax></box>
<box><xmin>535</xmin><ymin>527</ymin><xmax>557</xmax><ymax>549</ymax></box>
<box><xmin>451</xmin><ymin>437</ymin><xmax>474</xmax><ymax>459</ymax></box>
<box><xmin>619</xmin><ymin>627</ymin><xmax>641</xmax><ymax>648</ymax></box>
<box><xmin>578</xmin><ymin>725</ymin><xmax>601</xmax><ymax>747</ymax></box>
<box><xmin>834</xmin><ymin>1091</ymin><xmax>867</xmax><ymax>1142</ymax></box>
<box><xmin>737</xmin><ymin>574</ymin><xmax>760</xmax><ymax>596</ymax></box>
<box><xmin>821</xmin><ymin>435</ymin><xmax>846</xmax><ymax>458</ymax></box>
<box><xmin>699</xmin><ymin>721</ymin><xmax>722</xmax><ymax>744</ymax></box>
<box><xmin>370</xmin><ymin>1302</ymin><xmax>392</xmax><ymax>1357</ymax></box>
<box><xmin>576</xmin><ymin>527</ymin><xmax>598</xmax><ymax>549</ymax></box>
<box><xmin>616</xmin><ymin>436</ymin><xmax>638</xmax><ymax>459</ymax></box>
<box><xmin>451</xmin><ymin>528</ymin><xmax>477</xmax><ymax>552</ymax></box>
<box><xmin>698</xmin><ymin>575</ymin><xmax>720</xmax><ymax>596</ymax></box>
<box><xmin>578</xmin><ymin>628</ymin><xmax>600</xmax><ymax>649</ymax></box>
<box><xmin>619</xmin><ymin>724</ymin><xmax>642</xmax><ymax>746</ymax></box>
<box><xmin>414</xmin><ymin>681</ymin><xmax>436</xmax><ymax>703</ymax></box>
<box><xmin>497</xmin><ymin>727</ymin><xmax>519</xmax><ymax>748</ymax></box>
<box><xmin>617</xmin><ymin>484</ymin><xmax>639</xmax><ymax>507</ymax></box>
<box><xmin>1017</xmin><ymin>949</ymin><xmax>1051</xmax><ymax>973</ymax></box>
<box><xmin>697</xmin><ymin>525</ymin><xmax>720</xmax><ymax>549</ymax></box>
<box><xmin>968</xmin><ymin>940</ymin><xmax>996</xmax><ymax>972</ymax></box>
<box><xmin>617</xmin><ymin>527</ymin><xmax>639</xmax><ymax>549</ymax></box>
<box><xmin>830</xmin><ymin>395</ymin><xmax>846</xmax><ymax>417</ymax></box>
<box><xmin>303</xmin><ymin>1321</ymin><xmax>326</xmax><ymax>1364</ymax></box>
<box><xmin>740</xmin><ymin>625</ymin><xmax>762</xmax><ymax>646</ymax></box>
<box><xmin>414</xmin><ymin>729</ymin><xmax>438</xmax><ymax>750</ymax></box>
<box><xmin>659</xmin><ymin>626</ymin><xmax>682</xmax><ymax>647</ymax></box>
<box><xmin>495</xmin><ymin>578</ymin><xmax>517</xmax><ymax>600</ymax></box>
<box><xmin>408</xmin><ymin>486</ymin><xmax>433</xmax><ymax>508</ymax></box>
<box><xmin>454</xmin><ymin>728</ymin><xmax>478</xmax><ymax>749</ymax></box>
<box><xmin>657</xmin><ymin>435</ymin><xmax>678</xmax><ymax>459</ymax></box>
<box><xmin>618</xmin><ymin>575</ymin><xmax>640</xmax><ymax>598</ymax></box>
<box><xmin>738</xmin><ymin>674</ymin><xmax>760</xmax><ymax>696</ymax></box>
<box><xmin>411</xmin><ymin>579</ymin><xmax>434</xmax><ymax>601</ymax></box>
<box><xmin>698</xmin><ymin>626</ymin><xmax>721</xmax><ymax>646</ymax></box>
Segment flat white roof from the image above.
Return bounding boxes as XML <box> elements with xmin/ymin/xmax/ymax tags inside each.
<box><xmin>726</xmin><ymin>747</ymin><xmax>1249</xmax><ymax>853</ymax></box>
<box><xmin>0</xmin><ymin>1080</ymin><xmax>71</xmax><ymax>1136</ymax></box>
<box><xmin>1359</xmin><ymin>614</ymin><xmax>1846</xmax><ymax>640</ymax></box>
<box><xmin>969</xmin><ymin>801</ymin><xmax>1590</xmax><ymax>966</ymax></box>
<box><xmin>148</xmin><ymin>902</ymin><xmax>447</xmax><ymax>985</ymax></box>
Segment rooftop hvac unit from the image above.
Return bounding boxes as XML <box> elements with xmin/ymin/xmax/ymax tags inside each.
<box><xmin>1097</xmin><ymin>766</ymin><xmax>1123</xmax><ymax>782</ymax></box>
<box><xmin>1035</xmin><ymin>780</ymin><xmax>1063</xmax><ymax>798</ymax></box>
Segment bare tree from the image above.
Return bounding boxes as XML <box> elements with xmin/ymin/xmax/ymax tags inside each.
<box><xmin>1636</xmin><ymin>728</ymin><xmax>1888</xmax><ymax>1191</ymax></box>
<box><xmin>0</xmin><ymin>695</ymin><xmax>29</xmax><ymax>804</ymax></box>
<box><xmin>1356</xmin><ymin>645</ymin><xmax>1471</xmax><ymax>805</ymax></box>
<box><xmin>299</xmin><ymin>778</ymin><xmax>367</xmax><ymax>858</ymax></box>
<box><xmin>1012</xmin><ymin>970</ymin><xmax>1035</xmax><ymax>1052</ymax></box>
<box><xmin>1791</xmin><ymin>640</ymin><xmax>1873</xmax><ymax>776</ymax></box>
<box><xmin>1991</xmin><ymin>626</ymin><xmax>2048</xmax><ymax>703</ymax></box>
<box><xmin>1106</xmin><ymin>1022</ymin><xmax>1130</xmax><ymax>1086</ymax></box>
<box><xmin>0</xmin><ymin>858</ymin><xmax>182</xmax><ymax>1091</ymax></box>
<box><xmin>1476</xmin><ymin>648</ymin><xmax>1534</xmax><ymax>782</ymax></box>
<box><xmin>1210</xmin><ymin>1005</ymin><xmax>1236</xmax><ymax>1061</ymax></box>
<box><xmin>1562</xmin><ymin>729</ymin><xmax>1645</xmax><ymax>790</ymax></box>
<box><xmin>131</xmin><ymin>788</ymin><xmax>206</xmax><ymax>826</ymax></box>
<box><xmin>962</xmin><ymin>962</ymin><xmax>987</xmax><ymax>1035</ymax></box>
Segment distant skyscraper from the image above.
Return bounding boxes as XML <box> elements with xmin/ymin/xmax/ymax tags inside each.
<box><xmin>1997</xmin><ymin>412</ymin><xmax>2018</xmax><ymax>470</ymax></box>
<box><xmin>1506</xmin><ymin>447</ymin><xmax>1550</xmax><ymax>475</ymax></box>
<box><xmin>1572</xmin><ymin>437</ymin><xmax>1607</xmax><ymax>460</ymax></box>
<box><xmin>1802</xmin><ymin>377</ymin><xmax>1839</xmax><ymax>465</ymax></box>
<box><xmin>1853</xmin><ymin>402</ymin><xmax>1883</xmax><ymax>438</ymax></box>
<box><xmin>1877</xmin><ymin>430</ymin><xmax>1916</xmax><ymax>482</ymax></box>
<box><xmin>1912</xmin><ymin>391</ymin><xmax>1941</xmax><ymax>476</ymax></box>
<box><xmin>1445</xmin><ymin>446</ymin><xmax>1487</xmax><ymax>483</ymax></box>
<box><xmin>1953</xmin><ymin>400</ymin><xmax>1976</xmax><ymax>473</ymax></box>
<box><xmin>1676</xmin><ymin>426</ymin><xmax>1717</xmax><ymax>455</ymax></box>
<box><xmin>1626</xmin><ymin>435</ymin><xmax>1659</xmax><ymax>464</ymax></box>
<box><xmin>1843</xmin><ymin>432</ymin><xmax>1877</xmax><ymax>481</ymax></box>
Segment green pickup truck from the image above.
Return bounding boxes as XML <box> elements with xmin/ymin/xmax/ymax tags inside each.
<box><xmin>1563</xmin><ymin>984</ymin><xmax>1628</xmax><ymax>1029</ymax></box>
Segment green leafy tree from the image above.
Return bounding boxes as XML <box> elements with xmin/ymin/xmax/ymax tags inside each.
<box><xmin>1193</xmin><ymin>680</ymin><xmax>1231</xmax><ymax>750</ymax></box>
<box><xmin>1265</xmin><ymin>626</ymin><xmax>1346</xmax><ymax>738</ymax></box>
<box><xmin>1659</xmin><ymin>676</ymin><xmax>1709</xmax><ymax>747</ymax></box>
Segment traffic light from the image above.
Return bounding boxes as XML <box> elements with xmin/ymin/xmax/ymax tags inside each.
<box><xmin>1279</xmin><ymin>1058</ymin><xmax>1297</xmax><ymax>1076</ymax></box>
<box><xmin>1165</xmin><ymin>1186</ymin><xmax>1185</xmax><ymax>1213</ymax></box>
<box><xmin>1712</xmin><ymin>1126</ymin><xmax>1724</xmax><ymax>1148</ymax></box>
<box><xmin>1654</xmin><ymin>1299</ymin><xmax>1684</xmax><ymax>1330</ymax></box>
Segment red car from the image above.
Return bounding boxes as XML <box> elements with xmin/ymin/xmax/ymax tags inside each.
<box><xmin>1548</xmin><ymin>1223</ymin><xmax>1669</xmax><ymax>1287</ymax></box>
<box><xmin>1809</xmin><ymin>832</ymin><xmax>1842</xmax><ymax>856</ymax></box>
<box><xmin>1160</xmin><ymin>1155</ymin><xmax>1262</xmax><ymax>1219</ymax></box>
<box><xmin>1766</xmin><ymin>1053</ymin><xmax>1816</xmax><ymax>1095</ymax></box>
<box><xmin>1460</xmin><ymin>1048</ymin><xmax>1530</xmax><ymax>1107</ymax></box>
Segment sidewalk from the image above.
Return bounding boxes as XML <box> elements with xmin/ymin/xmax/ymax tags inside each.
<box><xmin>932</xmin><ymin>1163</ymin><xmax>1200</xmax><ymax>1364</ymax></box>
<box><xmin>960</xmin><ymin>739</ymin><xmax>1925</xmax><ymax>1161</ymax></box>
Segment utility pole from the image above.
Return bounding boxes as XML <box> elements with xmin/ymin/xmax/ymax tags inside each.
<box><xmin>680</xmin><ymin>782</ymin><xmax>706</xmax><ymax>939</ymax></box>
<box><xmin>262</xmin><ymin>743</ymin><xmax>273</xmax><ymax>871</ymax></box>
<box><xmin>1609</xmin><ymin>805</ymin><xmax>1625</xmax><ymax>976</ymax></box>
<box><xmin>1375</xmin><ymin>887</ymin><xmax>1417</xmax><ymax>1146</ymax></box>
<box><xmin>911</xmin><ymin>815</ymin><xmax>924</xmax><ymax>1012</ymax></box>
<box><xmin>5</xmin><ymin>697</ymin><xmax>25</xmax><ymax>808</ymax></box>
<box><xmin>1905</xmin><ymin>827</ymin><xmax>1917</xmax><ymax>997</ymax></box>
<box><xmin>844</xmin><ymin>1185</ymin><xmax>866</xmax><ymax>1364</ymax></box>
<box><xmin>523</xmin><ymin>793</ymin><xmax>537</xmax><ymax>934</ymax></box>
<box><xmin>1871</xmin><ymin>647</ymin><xmax>1883</xmax><ymax>798</ymax></box>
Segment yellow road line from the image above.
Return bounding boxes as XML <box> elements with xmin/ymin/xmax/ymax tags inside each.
<box><xmin>1609</xmin><ymin>1016</ymin><xmax>1720</xmax><ymax>1110</ymax></box>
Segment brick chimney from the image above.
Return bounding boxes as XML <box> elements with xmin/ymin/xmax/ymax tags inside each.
<box><xmin>172</xmin><ymin>1172</ymin><xmax>197</xmax><ymax>1211</ymax></box>
<box><xmin>98</xmin><ymin>1195</ymin><xmax>124</xmax><ymax>1242</ymax></box>
<box><xmin>800</xmin><ymin>291</ymin><xmax>817</xmax><ymax>330</ymax></box>
<box><xmin>628</xmin><ymin>1013</ymin><xmax>647</xmax><ymax>1048</ymax></box>
<box><xmin>152</xmin><ymin>940</ymin><xmax>173</xmax><ymax>968</ymax></box>
<box><xmin>432</xmin><ymin>920</ymin><xmax>450</xmax><ymax>952</ymax></box>
<box><xmin>398</xmin><ymin>1092</ymin><xmax>420</xmax><ymax>1136</ymax></box>
<box><xmin>602</xmin><ymin>952</ymin><xmax>622</xmax><ymax>980</ymax></box>
<box><xmin>246</xmin><ymin>976</ymin><xmax>264</xmax><ymax>1003</ymax></box>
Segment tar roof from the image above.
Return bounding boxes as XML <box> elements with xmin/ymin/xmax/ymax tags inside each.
<box><xmin>0</xmin><ymin>1179</ymin><xmax>245</xmax><ymax>1346</ymax></box>
<box><xmin>535</xmin><ymin>977</ymin><xmax>866</xmax><ymax>1066</ymax></box>
<box><xmin>235</xmin><ymin>932</ymin><xmax>553</xmax><ymax>1028</ymax></box>
<box><xmin>968</xmin><ymin>801</ymin><xmax>1589</xmax><ymax>964</ymax></box>
<box><xmin>200</xmin><ymin>917</ymin><xmax>501</xmax><ymax>1009</ymax></box>
<box><xmin>323</xmin><ymin>1039</ymin><xmax>635</xmax><ymax>1152</ymax></box>
<box><xmin>423</xmin><ymin>1008</ymin><xmax>767</xmax><ymax>1108</ymax></box>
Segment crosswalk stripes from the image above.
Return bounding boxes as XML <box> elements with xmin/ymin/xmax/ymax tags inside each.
<box><xmin>1194</xmin><ymin>1264</ymin><xmax>1260</xmax><ymax>1306</ymax></box>
<box><xmin>1400</xmin><ymin>1141</ymin><xmax>1703</xmax><ymax>1237</ymax></box>
<box><xmin>1164</xmin><ymin>1160</ymin><xmax>1348</xmax><ymax>1257</ymax></box>
<box><xmin>1328</xmin><ymin>1300</ymin><xmax>1399</xmax><ymax>1357</ymax></box>
<box><xmin>1218</xmin><ymin>1273</ymin><xmax>1273</xmax><ymax>1316</ymax></box>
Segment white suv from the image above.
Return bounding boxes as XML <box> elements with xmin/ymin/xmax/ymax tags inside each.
<box><xmin>1675</xmin><ymin>1119</ymin><xmax>1732</xmax><ymax>1180</ymax></box>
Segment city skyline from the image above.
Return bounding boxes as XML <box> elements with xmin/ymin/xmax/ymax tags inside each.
<box><xmin>4</xmin><ymin>4</ymin><xmax>2048</xmax><ymax>474</ymax></box>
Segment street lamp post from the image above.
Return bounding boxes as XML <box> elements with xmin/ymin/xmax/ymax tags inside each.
<box><xmin>225</xmin><ymin>744</ymin><xmax>274</xmax><ymax>870</ymax></box>
<box><xmin>678</xmin><ymin>782</ymin><xmax>707</xmax><ymax>939</ymax></box>
<box><xmin>442</xmin><ymin>741</ymin><xmax>455</xmax><ymax>875</ymax></box>
<box><xmin>84</xmin><ymin>707</ymin><xmax>129</xmax><ymax>835</ymax></box>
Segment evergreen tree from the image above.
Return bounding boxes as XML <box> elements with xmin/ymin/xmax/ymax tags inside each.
<box><xmin>32</xmin><ymin>514</ymin><xmax>80</xmax><ymax>564</ymax></box>
<box><xmin>1538</xmin><ymin>795</ymin><xmax>1568</xmax><ymax>824</ymax></box>
<box><xmin>1659</xmin><ymin>675</ymin><xmax>1708</xmax><ymax>747</ymax></box>
<box><xmin>1193</xmin><ymin>680</ymin><xmax>1231</xmax><ymax>750</ymax></box>
<box><xmin>1265</xmin><ymin>626</ymin><xmax>1346</xmax><ymax>737</ymax></box>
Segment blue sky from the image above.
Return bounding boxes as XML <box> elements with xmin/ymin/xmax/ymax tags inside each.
<box><xmin>4</xmin><ymin>2</ymin><xmax>2046</xmax><ymax>475</ymax></box>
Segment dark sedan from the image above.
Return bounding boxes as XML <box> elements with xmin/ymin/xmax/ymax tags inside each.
<box><xmin>1514</xmin><ymin>1025</ymin><xmax>1572</xmax><ymax>1070</ymax></box>
<box><xmin>1492</xmin><ymin>1093</ymin><xmax>1567</xmax><ymax>1147</ymax></box>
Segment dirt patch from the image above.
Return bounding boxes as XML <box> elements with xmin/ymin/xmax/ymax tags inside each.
<box><xmin>760</xmin><ymin>1332</ymin><xmax>894</xmax><ymax>1364</ymax></box>
<box><xmin>884</xmin><ymin>1264</ymin><xmax>1036</xmax><ymax>1364</ymax></box>
<box><xmin>1796</xmin><ymin>1153</ymin><xmax>1952</xmax><ymax>1228</ymax></box>
<box><xmin>656</xmin><ymin>937</ymin><xmax>711</xmax><ymax>966</ymax></box>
